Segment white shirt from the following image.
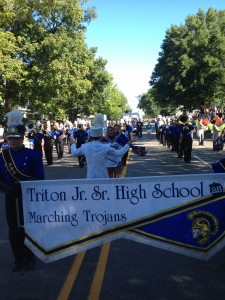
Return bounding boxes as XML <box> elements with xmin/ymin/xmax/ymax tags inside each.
<box><xmin>71</xmin><ymin>140</ymin><xmax>130</xmax><ymax>178</ymax></box>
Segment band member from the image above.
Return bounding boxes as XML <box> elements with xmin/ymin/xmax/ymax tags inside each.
<box><xmin>73</xmin><ymin>124</ymin><xmax>88</xmax><ymax>168</ymax></box>
<box><xmin>124</xmin><ymin>121</ymin><xmax>133</xmax><ymax>140</ymax></box>
<box><xmin>136</xmin><ymin>119</ymin><xmax>144</xmax><ymax>139</ymax></box>
<box><xmin>70</xmin><ymin>113</ymin><xmax>132</xmax><ymax>178</ymax></box>
<box><xmin>0</xmin><ymin>109</ymin><xmax>45</xmax><ymax>271</ymax></box>
<box><xmin>65</xmin><ymin>126</ymin><xmax>76</xmax><ymax>154</ymax></box>
<box><xmin>43</xmin><ymin>123</ymin><xmax>54</xmax><ymax>165</ymax></box>
<box><xmin>53</xmin><ymin>125</ymin><xmax>64</xmax><ymax>159</ymax></box>
<box><xmin>171</xmin><ymin>122</ymin><xmax>183</xmax><ymax>156</ymax></box>
<box><xmin>27</xmin><ymin>129</ymin><xmax>35</xmax><ymax>149</ymax></box>
<box><xmin>114</xmin><ymin>124</ymin><xmax>129</xmax><ymax>167</ymax></box>
<box><xmin>102</xmin><ymin>126</ymin><xmax>128</xmax><ymax>178</ymax></box>
<box><xmin>180</xmin><ymin>122</ymin><xmax>195</xmax><ymax>163</ymax></box>
<box><xmin>33</xmin><ymin>126</ymin><xmax>44</xmax><ymax>155</ymax></box>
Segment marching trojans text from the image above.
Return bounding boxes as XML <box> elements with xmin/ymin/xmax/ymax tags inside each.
<box><xmin>28</xmin><ymin>210</ymin><xmax>127</xmax><ymax>227</ymax></box>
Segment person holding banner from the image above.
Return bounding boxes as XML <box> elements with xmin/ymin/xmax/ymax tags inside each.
<box><xmin>0</xmin><ymin>109</ymin><xmax>45</xmax><ymax>271</ymax></box>
<box><xmin>70</xmin><ymin>113</ymin><xmax>132</xmax><ymax>178</ymax></box>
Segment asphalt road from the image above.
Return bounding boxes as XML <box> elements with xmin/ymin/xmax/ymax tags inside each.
<box><xmin>1</xmin><ymin>131</ymin><xmax>225</xmax><ymax>300</ymax></box>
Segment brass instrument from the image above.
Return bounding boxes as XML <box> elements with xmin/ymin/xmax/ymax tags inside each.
<box><xmin>26</xmin><ymin>122</ymin><xmax>35</xmax><ymax>131</ymax></box>
<box><xmin>178</xmin><ymin>114</ymin><xmax>189</xmax><ymax>125</ymax></box>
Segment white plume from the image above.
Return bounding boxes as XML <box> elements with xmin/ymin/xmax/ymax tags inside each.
<box><xmin>94</xmin><ymin>113</ymin><xmax>105</xmax><ymax>128</ymax></box>
<box><xmin>36</xmin><ymin>120</ymin><xmax>41</xmax><ymax>127</ymax></box>
<box><xmin>6</xmin><ymin>109</ymin><xmax>23</xmax><ymax>127</ymax></box>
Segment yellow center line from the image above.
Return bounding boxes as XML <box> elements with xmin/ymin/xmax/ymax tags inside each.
<box><xmin>57</xmin><ymin>150</ymin><xmax>131</xmax><ymax>299</ymax></box>
<box><xmin>122</xmin><ymin>149</ymin><xmax>131</xmax><ymax>177</ymax></box>
<box><xmin>57</xmin><ymin>251</ymin><xmax>86</xmax><ymax>300</ymax></box>
<box><xmin>87</xmin><ymin>151</ymin><xmax>131</xmax><ymax>299</ymax></box>
<box><xmin>88</xmin><ymin>242</ymin><xmax>111</xmax><ymax>300</ymax></box>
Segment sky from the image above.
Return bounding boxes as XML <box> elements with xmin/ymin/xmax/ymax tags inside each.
<box><xmin>84</xmin><ymin>0</ymin><xmax>225</xmax><ymax>111</ymax></box>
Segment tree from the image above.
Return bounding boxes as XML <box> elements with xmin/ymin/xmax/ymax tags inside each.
<box><xmin>101</xmin><ymin>83</ymin><xmax>130</xmax><ymax>121</ymax></box>
<box><xmin>149</xmin><ymin>8</ymin><xmax>225</xmax><ymax>113</ymax></box>
<box><xmin>0</xmin><ymin>0</ymin><xmax>130</xmax><ymax>120</ymax></box>
<box><xmin>0</xmin><ymin>1</ymin><xmax>28</xmax><ymax>112</ymax></box>
<box><xmin>137</xmin><ymin>89</ymin><xmax>161</xmax><ymax>117</ymax></box>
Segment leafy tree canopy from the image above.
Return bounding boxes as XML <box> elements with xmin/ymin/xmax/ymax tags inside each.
<box><xmin>146</xmin><ymin>8</ymin><xmax>225</xmax><ymax>115</ymax></box>
<box><xmin>0</xmin><ymin>0</ymin><xmax>130</xmax><ymax>121</ymax></box>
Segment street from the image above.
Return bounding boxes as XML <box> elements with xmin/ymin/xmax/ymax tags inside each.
<box><xmin>1</xmin><ymin>131</ymin><xmax>225</xmax><ymax>300</ymax></box>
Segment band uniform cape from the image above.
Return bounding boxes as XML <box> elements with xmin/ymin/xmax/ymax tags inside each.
<box><xmin>71</xmin><ymin>141</ymin><xmax>130</xmax><ymax>178</ymax></box>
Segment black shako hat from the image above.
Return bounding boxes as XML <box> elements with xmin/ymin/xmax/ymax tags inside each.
<box><xmin>6</xmin><ymin>109</ymin><xmax>25</xmax><ymax>138</ymax></box>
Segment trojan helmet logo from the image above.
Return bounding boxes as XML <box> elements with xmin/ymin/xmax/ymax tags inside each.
<box><xmin>188</xmin><ymin>211</ymin><xmax>219</xmax><ymax>245</ymax></box>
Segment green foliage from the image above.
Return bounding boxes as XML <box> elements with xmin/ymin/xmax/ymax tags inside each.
<box><xmin>0</xmin><ymin>0</ymin><xmax>129</xmax><ymax>120</ymax></box>
<box><xmin>137</xmin><ymin>89</ymin><xmax>161</xmax><ymax>116</ymax></box>
<box><xmin>148</xmin><ymin>8</ymin><xmax>225</xmax><ymax>113</ymax></box>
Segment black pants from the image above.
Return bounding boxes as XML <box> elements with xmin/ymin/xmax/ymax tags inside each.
<box><xmin>172</xmin><ymin>135</ymin><xmax>180</xmax><ymax>155</ymax></box>
<box><xmin>0</xmin><ymin>182</ymin><xmax>34</xmax><ymax>263</ymax></box>
<box><xmin>55</xmin><ymin>139</ymin><xmax>64</xmax><ymax>159</ymax></box>
<box><xmin>182</xmin><ymin>136</ymin><xmax>193</xmax><ymax>162</ymax></box>
<box><xmin>77</xmin><ymin>142</ymin><xmax>86</xmax><ymax>167</ymax></box>
<box><xmin>34</xmin><ymin>142</ymin><xmax>43</xmax><ymax>156</ymax></box>
<box><xmin>137</xmin><ymin>130</ymin><xmax>142</xmax><ymax>139</ymax></box>
<box><xmin>44</xmin><ymin>142</ymin><xmax>53</xmax><ymax>165</ymax></box>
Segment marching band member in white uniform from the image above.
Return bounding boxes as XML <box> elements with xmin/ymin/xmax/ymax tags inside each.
<box><xmin>70</xmin><ymin>114</ymin><xmax>132</xmax><ymax>178</ymax></box>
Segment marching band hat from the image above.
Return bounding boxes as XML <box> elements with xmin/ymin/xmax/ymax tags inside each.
<box><xmin>90</xmin><ymin>113</ymin><xmax>105</xmax><ymax>137</ymax></box>
<box><xmin>6</xmin><ymin>109</ymin><xmax>25</xmax><ymax>138</ymax></box>
<box><xmin>90</xmin><ymin>126</ymin><xmax>103</xmax><ymax>137</ymax></box>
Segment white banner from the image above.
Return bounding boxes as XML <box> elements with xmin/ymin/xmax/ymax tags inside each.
<box><xmin>21</xmin><ymin>174</ymin><xmax>225</xmax><ymax>262</ymax></box>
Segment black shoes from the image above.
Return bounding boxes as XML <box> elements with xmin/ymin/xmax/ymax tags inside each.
<box><xmin>12</xmin><ymin>258</ymin><xmax>36</xmax><ymax>272</ymax></box>
<box><xmin>24</xmin><ymin>258</ymin><xmax>36</xmax><ymax>271</ymax></box>
<box><xmin>12</xmin><ymin>261</ymin><xmax>24</xmax><ymax>272</ymax></box>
